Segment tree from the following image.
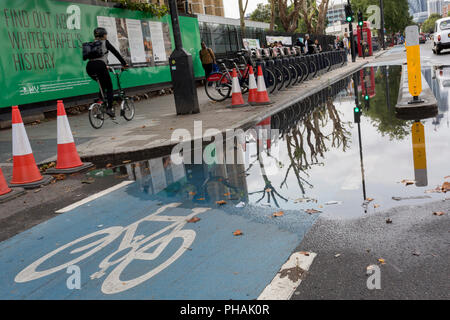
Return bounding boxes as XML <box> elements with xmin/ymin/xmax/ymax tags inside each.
<box><xmin>422</xmin><ymin>13</ymin><xmax>442</xmax><ymax>34</ymax></box>
<box><xmin>249</xmin><ymin>3</ymin><xmax>272</xmax><ymax>24</ymax></box>
<box><xmin>350</xmin><ymin>0</ymin><xmax>413</xmax><ymax>35</ymax></box>
<box><xmin>277</xmin><ymin>0</ymin><xmax>303</xmax><ymax>33</ymax></box>
<box><xmin>299</xmin><ymin>0</ymin><xmax>330</xmax><ymax>35</ymax></box>
<box><xmin>238</xmin><ymin>0</ymin><xmax>249</xmax><ymax>38</ymax></box>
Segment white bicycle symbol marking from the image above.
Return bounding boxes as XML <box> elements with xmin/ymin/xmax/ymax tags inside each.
<box><xmin>15</xmin><ymin>203</ymin><xmax>211</xmax><ymax>294</ymax></box>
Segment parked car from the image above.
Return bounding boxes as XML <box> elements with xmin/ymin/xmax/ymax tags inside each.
<box><xmin>419</xmin><ymin>33</ymin><xmax>427</xmax><ymax>44</ymax></box>
<box><xmin>433</xmin><ymin>17</ymin><xmax>450</xmax><ymax>54</ymax></box>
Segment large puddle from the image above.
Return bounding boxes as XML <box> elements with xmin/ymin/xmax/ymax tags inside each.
<box><xmin>105</xmin><ymin>65</ymin><xmax>449</xmax><ymax>220</ymax></box>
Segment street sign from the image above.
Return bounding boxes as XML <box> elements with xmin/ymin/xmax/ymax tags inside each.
<box><xmin>405</xmin><ymin>26</ymin><xmax>422</xmax><ymax>100</ymax></box>
<box><xmin>411</xmin><ymin>122</ymin><xmax>427</xmax><ymax>186</ymax></box>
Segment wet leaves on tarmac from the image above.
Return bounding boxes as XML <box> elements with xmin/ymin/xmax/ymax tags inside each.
<box><xmin>400</xmin><ymin>179</ymin><xmax>415</xmax><ymax>186</ymax></box>
<box><xmin>216</xmin><ymin>200</ymin><xmax>227</xmax><ymax>205</ymax></box>
<box><xmin>433</xmin><ymin>211</ymin><xmax>445</xmax><ymax>216</ymax></box>
<box><xmin>279</xmin><ymin>265</ymin><xmax>305</xmax><ymax>282</ymax></box>
<box><xmin>305</xmin><ymin>209</ymin><xmax>321</xmax><ymax>214</ymax></box>
<box><xmin>233</xmin><ymin>230</ymin><xmax>243</xmax><ymax>236</ymax></box>
<box><xmin>386</xmin><ymin>218</ymin><xmax>393</xmax><ymax>224</ymax></box>
<box><xmin>52</xmin><ymin>174</ymin><xmax>66</xmax><ymax>181</ymax></box>
<box><xmin>187</xmin><ymin>217</ymin><xmax>201</xmax><ymax>223</ymax></box>
<box><xmin>272</xmin><ymin>211</ymin><xmax>284</xmax><ymax>217</ymax></box>
<box><xmin>378</xmin><ymin>258</ymin><xmax>386</xmax><ymax>265</ymax></box>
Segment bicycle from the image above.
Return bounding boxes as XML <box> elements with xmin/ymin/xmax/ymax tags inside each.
<box><xmin>88</xmin><ymin>66</ymin><xmax>135</xmax><ymax>129</ymax></box>
<box><xmin>15</xmin><ymin>203</ymin><xmax>212</xmax><ymax>295</ymax></box>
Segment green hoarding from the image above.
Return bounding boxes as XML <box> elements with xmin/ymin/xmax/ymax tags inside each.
<box><xmin>0</xmin><ymin>0</ymin><xmax>203</xmax><ymax>109</ymax></box>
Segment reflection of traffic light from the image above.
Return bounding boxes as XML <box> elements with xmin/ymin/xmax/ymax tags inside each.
<box><xmin>345</xmin><ymin>5</ymin><xmax>354</xmax><ymax>22</ymax></box>
<box><xmin>358</xmin><ymin>11</ymin><xmax>363</xmax><ymax>27</ymax></box>
<box><xmin>364</xmin><ymin>94</ymin><xmax>369</xmax><ymax>101</ymax></box>
<box><xmin>354</xmin><ymin>106</ymin><xmax>362</xmax><ymax>123</ymax></box>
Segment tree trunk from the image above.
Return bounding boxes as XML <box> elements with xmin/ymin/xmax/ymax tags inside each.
<box><xmin>277</xmin><ymin>0</ymin><xmax>302</xmax><ymax>33</ymax></box>
<box><xmin>238</xmin><ymin>0</ymin><xmax>249</xmax><ymax>39</ymax></box>
<box><xmin>270</xmin><ymin>0</ymin><xmax>276</xmax><ymax>31</ymax></box>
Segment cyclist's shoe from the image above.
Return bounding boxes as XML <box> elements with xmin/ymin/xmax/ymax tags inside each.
<box><xmin>106</xmin><ymin>108</ymin><xmax>116</xmax><ymax>119</ymax></box>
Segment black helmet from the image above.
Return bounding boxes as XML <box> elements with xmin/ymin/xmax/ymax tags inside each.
<box><xmin>94</xmin><ymin>27</ymin><xmax>107</xmax><ymax>38</ymax></box>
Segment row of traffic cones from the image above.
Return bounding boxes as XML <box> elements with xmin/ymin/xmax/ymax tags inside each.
<box><xmin>0</xmin><ymin>101</ymin><xmax>92</xmax><ymax>200</ymax></box>
<box><xmin>230</xmin><ymin>65</ymin><xmax>271</xmax><ymax>108</ymax></box>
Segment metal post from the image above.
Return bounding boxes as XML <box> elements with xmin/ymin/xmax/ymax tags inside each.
<box><xmin>348</xmin><ymin>0</ymin><xmax>356</xmax><ymax>62</ymax></box>
<box><xmin>352</xmin><ymin>72</ymin><xmax>366</xmax><ymax>201</ymax></box>
<box><xmin>168</xmin><ymin>0</ymin><xmax>200</xmax><ymax>115</ymax></box>
<box><xmin>380</xmin><ymin>0</ymin><xmax>386</xmax><ymax>50</ymax></box>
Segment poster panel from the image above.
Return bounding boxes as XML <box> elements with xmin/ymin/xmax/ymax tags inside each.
<box><xmin>266</xmin><ymin>36</ymin><xmax>292</xmax><ymax>46</ymax></box>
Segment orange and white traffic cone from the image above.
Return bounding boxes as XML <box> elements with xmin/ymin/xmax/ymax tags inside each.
<box><xmin>0</xmin><ymin>167</ymin><xmax>11</xmax><ymax>196</ymax></box>
<box><xmin>0</xmin><ymin>167</ymin><xmax>25</xmax><ymax>203</ymax></box>
<box><xmin>247</xmin><ymin>66</ymin><xmax>258</xmax><ymax>106</ymax></box>
<box><xmin>46</xmin><ymin>100</ymin><xmax>93</xmax><ymax>174</ymax></box>
<box><xmin>254</xmin><ymin>66</ymin><xmax>271</xmax><ymax>106</ymax></box>
<box><xmin>9</xmin><ymin>106</ymin><xmax>52</xmax><ymax>188</ymax></box>
<box><xmin>229</xmin><ymin>68</ymin><xmax>248</xmax><ymax>108</ymax></box>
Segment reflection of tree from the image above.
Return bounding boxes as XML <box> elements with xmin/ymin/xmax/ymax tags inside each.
<box><xmin>280</xmin><ymin>99</ymin><xmax>351</xmax><ymax>196</ymax></box>
<box><xmin>365</xmin><ymin>66</ymin><xmax>411</xmax><ymax>140</ymax></box>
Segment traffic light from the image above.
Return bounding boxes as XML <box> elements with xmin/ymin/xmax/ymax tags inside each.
<box><xmin>364</xmin><ymin>94</ymin><xmax>369</xmax><ymax>101</ymax></box>
<box><xmin>354</xmin><ymin>106</ymin><xmax>362</xmax><ymax>123</ymax></box>
<box><xmin>345</xmin><ymin>5</ymin><xmax>354</xmax><ymax>22</ymax></box>
<box><xmin>358</xmin><ymin>11</ymin><xmax>363</xmax><ymax>27</ymax></box>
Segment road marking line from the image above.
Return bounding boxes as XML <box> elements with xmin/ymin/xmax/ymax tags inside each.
<box><xmin>55</xmin><ymin>181</ymin><xmax>134</xmax><ymax>214</ymax></box>
<box><xmin>257</xmin><ymin>251</ymin><xmax>317</xmax><ymax>300</ymax></box>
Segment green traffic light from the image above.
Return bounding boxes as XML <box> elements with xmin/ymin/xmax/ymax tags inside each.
<box><xmin>364</xmin><ymin>95</ymin><xmax>369</xmax><ymax>100</ymax></box>
<box><xmin>354</xmin><ymin>107</ymin><xmax>360</xmax><ymax>112</ymax></box>
<box><xmin>347</xmin><ymin>17</ymin><xmax>352</xmax><ymax>22</ymax></box>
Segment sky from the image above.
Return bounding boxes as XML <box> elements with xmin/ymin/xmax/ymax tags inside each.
<box><xmin>223</xmin><ymin>0</ymin><xmax>268</xmax><ymax>19</ymax></box>
<box><xmin>223</xmin><ymin>0</ymin><xmax>345</xmax><ymax>19</ymax></box>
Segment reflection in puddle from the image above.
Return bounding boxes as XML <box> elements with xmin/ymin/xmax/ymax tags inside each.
<box><xmin>113</xmin><ymin>66</ymin><xmax>449</xmax><ymax>220</ymax></box>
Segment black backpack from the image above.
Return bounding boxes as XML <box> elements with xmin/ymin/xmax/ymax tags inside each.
<box><xmin>82</xmin><ymin>40</ymin><xmax>107</xmax><ymax>61</ymax></box>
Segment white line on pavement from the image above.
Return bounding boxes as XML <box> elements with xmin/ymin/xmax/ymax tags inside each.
<box><xmin>55</xmin><ymin>180</ymin><xmax>134</xmax><ymax>214</ymax></box>
<box><xmin>257</xmin><ymin>251</ymin><xmax>317</xmax><ymax>300</ymax></box>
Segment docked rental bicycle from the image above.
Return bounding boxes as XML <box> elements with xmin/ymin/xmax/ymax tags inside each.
<box><xmin>88</xmin><ymin>66</ymin><xmax>135</xmax><ymax>129</ymax></box>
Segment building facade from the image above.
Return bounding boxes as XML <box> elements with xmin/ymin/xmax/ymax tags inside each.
<box><xmin>326</xmin><ymin>3</ymin><xmax>345</xmax><ymax>26</ymax></box>
<box><xmin>148</xmin><ymin>0</ymin><xmax>224</xmax><ymax>17</ymax></box>
<box><xmin>428</xmin><ymin>0</ymin><xmax>443</xmax><ymax>15</ymax></box>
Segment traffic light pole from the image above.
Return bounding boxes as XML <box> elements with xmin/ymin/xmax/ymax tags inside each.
<box><xmin>348</xmin><ymin>0</ymin><xmax>356</xmax><ymax>62</ymax></box>
<box><xmin>380</xmin><ymin>0</ymin><xmax>386</xmax><ymax>50</ymax></box>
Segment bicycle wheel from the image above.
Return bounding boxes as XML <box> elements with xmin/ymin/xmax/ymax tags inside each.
<box><xmin>273</xmin><ymin>66</ymin><xmax>284</xmax><ymax>92</ymax></box>
<box><xmin>299</xmin><ymin>62</ymin><xmax>309</xmax><ymax>83</ymax></box>
<box><xmin>294</xmin><ymin>63</ymin><xmax>303</xmax><ymax>85</ymax></box>
<box><xmin>324</xmin><ymin>57</ymin><xmax>331</xmax><ymax>72</ymax></box>
<box><xmin>282</xmin><ymin>66</ymin><xmax>291</xmax><ymax>89</ymax></box>
<box><xmin>205</xmin><ymin>72</ymin><xmax>231</xmax><ymax>102</ymax></box>
<box><xmin>122</xmin><ymin>97</ymin><xmax>135</xmax><ymax>121</ymax></box>
<box><xmin>15</xmin><ymin>227</ymin><xmax>122</xmax><ymax>283</ymax></box>
<box><xmin>265</xmin><ymin>69</ymin><xmax>277</xmax><ymax>95</ymax></box>
<box><xmin>89</xmin><ymin>103</ymin><xmax>105</xmax><ymax>129</ymax></box>
<box><xmin>309</xmin><ymin>61</ymin><xmax>317</xmax><ymax>79</ymax></box>
<box><xmin>288</xmin><ymin>65</ymin><xmax>298</xmax><ymax>87</ymax></box>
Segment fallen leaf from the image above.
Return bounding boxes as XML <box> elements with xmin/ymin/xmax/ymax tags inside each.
<box><xmin>233</xmin><ymin>230</ymin><xmax>243</xmax><ymax>236</ymax></box>
<box><xmin>335</xmin><ymin>253</ymin><xmax>341</xmax><ymax>258</ymax></box>
<box><xmin>378</xmin><ymin>258</ymin><xmax>386</xmax><ymax>265</ymax></box>
<box><xmin>106</xmin><ymin>163</ymin><xmax>113</xmax><ymax>168</ymax></box>
<box><xmin>216</xmin><ymin>200</ymin><xmax>227</xmax><ymax>205</ymax></box>
<box><xmin>111</xmin><ymin>137</ymin><xmax>116</xmax><ymax>140</ymax></box>
<box><xmin>299</xmin><ymin>251</ymin><xmax>310</xmax><ymax>256</ymax></box>
<box><xmin>272</xmin><ymin>211</ymin><xmax>284</xmax><ymax>217</ymax></box>
<box><xmin>81</xmin><ymin>178</ymin><xmax>95</xmax><ymax>184</ymax></box>
<box><xmin>374</xmin><ymin>204</ymin><xmax>381</xmax><ymax>208</ymax></box>
<box><xmin>305</xmin><ymin>209</ymin><xmax>321</xmax><ymax>214</ymax></box>
<box><xmin>400</xmin><ymin>179</ymin><xmax>415</xmax><ymax>186</ymax></box>
<box><xmin>433</xmin><ymin>211</ymin><xmax>445</xmax><ymax>216</ymax></box>
<box><xmin>122</xmin><ymin>160</ymin><xmax>132</xmax><ymax>164</ymax></box>
<box><xmin>187</xmin><ymin>217</ymin><xmax>200</xmax><ymax>223</ymax></box>
<box><xmin>34</xmin><ymin>188</ymin><xmax>42</xmax><ymax>193</ymax></box>
<box><xmin>141</xmin><ymin>125</ymin><xmax>146</xmax><ymax>129</ymax></box>
<box><xmin>52</xmin><ymin>174</ymin><xmax>66</xmax><ymax>181</ymax></box>
<box><xmin>188</xmin><ymin>191</ymin><xmax>196</xmax><ymax>196</ymax></box>
<box><xmin>366</xmin><ymin>198</ymin><xmax>374</xmax><ymax>202</ymax></box>
<box><xmin>223</xmin><ymin>192</ymin><xmax>231</xmax><ymax>196</ymax></box>
<box><xmin>442</xmin><ymin>182</ymin><xmax>450</xmax><ymax>192</ymax></box>
<box><xmin>386</xmin><ymin>218</ymin><xmax>393</xmax><ymax>224</ymax></box>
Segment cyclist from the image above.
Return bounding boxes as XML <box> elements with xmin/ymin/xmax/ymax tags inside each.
<box><xmin>86</xmin><ymin>27</ymin><xmax>129</xmax><ymax>118</ymax></box>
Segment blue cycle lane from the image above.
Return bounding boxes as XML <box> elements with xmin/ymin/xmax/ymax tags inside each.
<box><xmin>0</xmin><ymin>178</ymin><xmax>318</xmax><ymax>299</ymax></box>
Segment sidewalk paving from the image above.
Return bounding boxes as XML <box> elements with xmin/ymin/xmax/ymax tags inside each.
<box><xmin>0</xmin><ymin>52</ymin><xmax>387</xmax><ymax>170</ymax></box>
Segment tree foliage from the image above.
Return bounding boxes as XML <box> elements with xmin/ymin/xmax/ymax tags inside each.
<box><xmin>350</xmin><ymin>0</ymin><xmax>413</xmax><ymax>34</ymax></box>
<box><xmin>422</xmin><ymin>14</ymin><xmax>442</xmax><ymax>34</ymax></box>
<box><xmin>103</xmin><ymin>0</ymin><xmax>168</xmax><ymax>17</ymax></box>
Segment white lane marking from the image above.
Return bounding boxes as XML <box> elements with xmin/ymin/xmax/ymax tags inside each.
<box><xmin>55</xmin><ymin>181</ymin><xmax>134</xmax><ymax>214</ymax></box>
<box><xmin>258</xmin><ymin>251</ymin><xmax>317</xmax><ymax>300</ymax></box>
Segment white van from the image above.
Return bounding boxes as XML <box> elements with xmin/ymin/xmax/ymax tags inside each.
<box><xmin>433</xmin><ymin>17</ymin><xmax>450</xmax><ymax>54</ymax></box>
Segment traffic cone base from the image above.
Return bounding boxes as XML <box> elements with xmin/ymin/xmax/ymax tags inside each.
<box><xmin>9</xmin><ymin>174</ymin><xmax>53</xmax><ymax>189</ymax></box>
<box><xmin>0</xmin><ymin>167</ymin><xmax>26</xmax><ymax>203</ymax></box>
